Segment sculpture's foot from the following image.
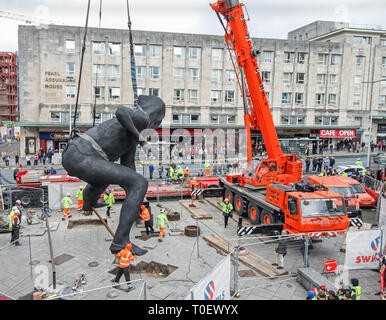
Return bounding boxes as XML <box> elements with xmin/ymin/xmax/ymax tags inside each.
<box><xmin>109</xmin><ymin>242</ymin><xmax>148</xmax><ymax>256</ymax></box>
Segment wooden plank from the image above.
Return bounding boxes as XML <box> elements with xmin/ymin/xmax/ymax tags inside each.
<box><xmin>203</xmin><ymin>233</ymin><xmax>288</xmax><ymax>277</ymax></box>
<box><xmin>179</xmin><ymin>200</ymin><xmax>212</xmax><ymax>220</ymax></box>
<box><xmin>340</xmin><ymin>223</ymin><xmax>372</xmax><ymax>252</ymax></box>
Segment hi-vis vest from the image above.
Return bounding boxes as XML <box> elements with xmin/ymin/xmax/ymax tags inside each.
<box><xmin>220</xmin><ymin>202</ymin><xmax>233</xmax><ymax>215</ymax></box>
<box><xmin>351</xmin><ymin>286</ymin><xmax>361</xmax><ymax>300</ymax></box>
<box><xmin>156</xmin><ymin>213</ymin><xmax>169</xmax><ymax>228</ymax></box>
<box><xmin>62</xmin><ymin>196</ymin><xmax>72</xmax><ymax>209</ymax></box>
<box><xmin>140</xmin><ymin>208</ymin><xmax>150</xmax><ymax>221</ymax></box>
<box><xmin>104</xmin><ymin>193</ymin><xmax>115</xmax><ymax>207</ymax></box>
<box><xmin>76</xmin><ymin>189</ymin><xmax>83</xmax><ymax>200</ymax></box>
<box><xmin>116</xmin><ymin>248</ymin><xmax>135</xmax><ymax>268</ymax></box>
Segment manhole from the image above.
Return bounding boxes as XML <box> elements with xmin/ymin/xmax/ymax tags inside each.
<box><xmin>108</xmin><ymin>261</ymin><xmax>177</xmax><ymax>278</ymax></box>
<box><xmin>167</xmin><ymin>211</ymin><xmax>180</xmax><ymax>221</ymax></box>
<box><xmin>88</xmin><ymin>261</ymin><xmax>99</xmax><ymax>267</ymax></box>
<box><xmin>184</xmin><ymin>225</ymin><xmax>200</xmax><ymax>237</ymax></box>
<box><xmin>67</xmin><ymin>218</ymin><xmax>107</xmax><ymax>229</ymax></box>
<box><xmin>286</xmin><ymin>284</ymin><xmax>293</xmax><ymax>288</ymax></box>
<box><xmin>49</xmin><ymin>253</ymin><xmax>74</xmax><ymax>265</ymax></box>
<box><xmin>238</xmin><ymin>270</ymin><xmax>255</xmax><ymax>278</ymax></box>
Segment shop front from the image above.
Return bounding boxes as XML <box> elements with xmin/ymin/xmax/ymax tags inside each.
<box><xmin>39</xmin><ymin>131</ymin><xmax>70</xmax><ymax>154</ymax></box>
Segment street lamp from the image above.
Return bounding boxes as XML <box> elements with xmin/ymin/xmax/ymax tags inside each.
<box><xmin>362</xmin><ymin>78</ymin><xmax>384</xmax><ymax>169</ymax></box>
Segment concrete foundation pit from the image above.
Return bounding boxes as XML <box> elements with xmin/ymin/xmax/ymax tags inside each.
<box><xmin>67</xmin><ymin>218</ymin><xmax>108</xmax><ymax>229</ymax></box>
<box><xmin>109</xmin><ymin>261</ymin><xmax>177</xmax><ymax>278</ymax></box>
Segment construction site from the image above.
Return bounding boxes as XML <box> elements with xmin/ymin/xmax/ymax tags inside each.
<box><xmin>0</xmin><ymin>0</ymin><xmax>385</xmax><ymax>305</ymax></box>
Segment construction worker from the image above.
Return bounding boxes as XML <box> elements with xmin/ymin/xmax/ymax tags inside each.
<box><xmin>104</xmin><ymin>189</ymin><xmax>115</xmax><ymax>218</ymax></box>
<box><xmin>306</xmin><ymin>290</ymin><xmax>318</xmax><ymax>300</ymax></box>
<box><xmin>273</xmin><ymin>230</ymin><xmax>288</xmax><ymax>270</ymax></box>
<box><xmin>9</xmin><ymin>200</ymin><xmax>23</xmax><ymax>228</ymax></box>
<box><xmin>189</xmin><ymin>176</ymin><xmax>199</xmax><ymax>199</ymax></box>
<box><xmin>317</xmin><ymin>285</ymin><xmax>328</xmax><ymax>300</ymax></box>
<box><xmin>355</xmin><ymin>158</ymin><xmax>363</xmax><ymax>167</ymax></box>
<box><xmin>76</xmin><ymin>186</ymin><xmax>84</xmax><ymax>211</ymax></box>
<box><xmin>350</xmin><ymin>278</ymin><xmax>361</xmax><ymax>300</ymax></box>
<box><xmin>220</xmin><ymin>198</ymin><xmax>233</xmax><ymax>228</ymax></box>
<box><xmin>168</xmin><ymin>165</ymin><xmax>174</xmax><ymax>184</ymax></box>
<box><xmin>184</xmin><ymin>167</ymin><xmax>191</xmax><ymax>178</ymax></box>
<box><xmin>61</xmin><ymin>193</ymin><xmax>72</xmax><ymax>221</ymax></box>
<box><xmin>9</xmin><ymin>208</ymin><xmax>21</xmax><ymax>246</ymax></box>
<box><xmin>176</xmin><ymin>166</ymin><xmax>184</xmax><ymax>179</ymax></box>
<box><xmin>113</xmin><ymin>243</ymin><xmax>136</xmax><ymax>292</ymax></box>
<box><xmin>205</xmin><ymin>162</ymin><xmax>211</xmax><ymax>176</ymax></box>
<box><xmin>156</xmin><ymin>208</ymin><xmax>170</xmax><ymax>242</ymax></box>
<box><xmin>139</xmin><ymin>205</ymin><xmax>154</xmax><ymax>235</ymax></box>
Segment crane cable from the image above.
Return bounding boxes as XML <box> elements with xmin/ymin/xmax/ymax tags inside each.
<box><xmin>92</xmin><ymin>0</ymin><xmax>103</xmax><ymax>127</ymax></box>
<box><xmin>126</xmin><ymin>0</ymin><xmax>138</xmax><ymax>106</ymax></box>
<box><xmin>71</xmin><ymin>0</ymin><xmax>91</xmax><ymax>139</ymax></box>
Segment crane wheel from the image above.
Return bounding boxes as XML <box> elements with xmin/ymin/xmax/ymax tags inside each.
<box><xmin>247</xmin><ymin>203</ymin><xmax>260</xmax><ymax>225</ymax></box>
<box><xmin>261</xmin><ymin>210</ymin><xmax>276</xmax><ymax>224</ymax></box>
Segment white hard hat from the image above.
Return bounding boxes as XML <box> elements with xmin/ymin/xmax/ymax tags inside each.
<box><xmin>66</xmin><ymin>193</ymin><xmax>70</xmax><ymax>196</ymax></box>
<box><xmin>160</xmin><ymin>208</ymin><xmax>166</xmax><ymax>214</ymax></box>
<box><xmin>80</xmin><ymin>186</ymin><xmax>83</xmax><ymax>189</ymax></box>
<box><xmin>16</xmin><ymin>200</ymin><xmax>21</xmax><ymax>205</ymax></box>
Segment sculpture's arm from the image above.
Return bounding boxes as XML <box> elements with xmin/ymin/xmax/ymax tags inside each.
<box><xmin>116</xmin><ymin>106</ymin><xmax>147</xmax><ymax>144</ymax></box>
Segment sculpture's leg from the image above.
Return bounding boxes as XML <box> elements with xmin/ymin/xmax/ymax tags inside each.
<box><xmin>82</xmin><ymin>183</ymin><xmax>109</xmax><ymax>211</ymax></box>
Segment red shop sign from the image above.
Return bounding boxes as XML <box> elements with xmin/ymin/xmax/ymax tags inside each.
<box><xmin>319</xmin><ymin>129</ymin><xmax>356</xmax><ymax>138</ymax></box>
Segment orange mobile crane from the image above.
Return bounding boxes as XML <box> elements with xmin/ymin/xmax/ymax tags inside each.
<box><xmin>211</xmin><ymin>0</ymin><xmax>356</xmax><ymax>236</ymax></box>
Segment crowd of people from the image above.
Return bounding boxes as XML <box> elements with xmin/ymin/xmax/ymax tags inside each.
<box><xmin>1</xmin><ymin>147</ymin><xmax>57</xmax><ymax>167</ymax></box>
<box><xmin>306</xmin><ymin>280</ymin><xmax>362</xmax><ymax>300</ymax></box>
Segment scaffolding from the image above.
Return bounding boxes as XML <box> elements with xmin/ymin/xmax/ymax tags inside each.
<box><xmin>0</xmin><ymin>52</ymin><xmax>18</xmax><ymax>123</ymax></box>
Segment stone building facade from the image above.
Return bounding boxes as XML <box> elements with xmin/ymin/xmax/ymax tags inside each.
<box><xmin>16</xmin><ymin>22</ymin><xmax>386</xmax><ymax>157</ymax></box>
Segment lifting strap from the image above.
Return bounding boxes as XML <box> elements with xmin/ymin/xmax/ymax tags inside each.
<box><xmin>126</xmin><ymin>0</ymin><xmax>138</xmax><ymax>106</ymax></box>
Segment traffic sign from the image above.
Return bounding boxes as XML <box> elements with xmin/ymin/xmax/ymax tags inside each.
<box><xmin>324</xmin><ymin>260</ymin><xmax>338</xmax><ymax>273</ymax></box>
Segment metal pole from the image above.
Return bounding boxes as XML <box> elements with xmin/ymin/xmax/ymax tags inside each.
<box><xmin>196</xmin><ymin>218</ymin><xmax>200</xmax><ymax>259</ymax></box>
<box><xmin>28</xmin><ymin>235</ymin><xmax>33</xmax><ymax>279</ymax></box>
<box><xmin>304</xmin><ymin>236</ymin><xmax>309</xmax><ymax>268</ymax></box>
<box><xmin>143</xmin><ymin>280</ymin><xmax>147</xmax><ymax>300</ymax></box>
<box><xmin>367</xmin><ymin>114</ymin><xmax>372</xmax><ymax>168</ymax></box>
<box><xmin>46</xmin><ymin>217</ymin><xmax>56</xmax><ymax>289</ymax></box>
<box><xmin>157</xmin><ymin>185</ymin><xmax>160</xmax><ymax>205</ymax></box>
<box><xmin>234</xmin><ymin>240</ymin><xmax>240</xmax><ymax>295</ymax></box>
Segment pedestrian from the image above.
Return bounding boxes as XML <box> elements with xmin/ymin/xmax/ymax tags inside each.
<box><xmin>305</xmin><ymin>157</ymin><xmax>310</xmax><ymax>172</ymax></box>
<box><xmin>112</xmin><ymin>243</ymin><xmax>136</xmax><ymax>292</ymax></box>
<box><xmin>47</xmin><ymin>148</ymin><xmax>52</xmax><ymax>163</ymax></box>
<box><xmin>329</xmin><ymin>143</ymin><xmax>334</xmax><ymax>154</ymax></box>
<box><xmin>4</xmin><ymin>155</ymin><xmax>9</xmax><ymax>166</ymax></box>
<box><xmin>9</xmin><ymin>208</ymin><xmax>21</xmax><ymax>246</ymax></box>
<box><xmin>350</xmin><ymin>278</ymin><xmax>361</xmax><ymax>300</ymax></box>
<box><xmin>1</xmin><ymin>151</ymin><xmax>5</xmax><ymax>162</ymax></box>
<box><xmin>139</xmin><ymin>205</ymin><xmax>154</xmax><ymax>235</ymax></box>
<box><xmin>220</xmin><ymin>198</ymin><xmax>233</xmax><ymax>228</ymax></box>
<box><xmin>43</xmin><ymin>167</ymin><xmax>50</xmax><ymax>175</ymax></box>
<box><xmin>15</xmin><ymin>154</ymin><xmax>19</xmax><ymax>166</ymax></box>
<box><xmin>149</xmin><ymin>163</ymin><xmax>154</xmax><ymax>180</ymax></box>
<box><xmin>49</xmin><ymin>167</ymin><xmax>57</xmax><ymax>175</ymax></box>
<box><xmin>317</xmin><ymin>285</ymin><xmax>327</xmax><ymax>300</ymax></box>
<box><xmin>76</xmin><ymin>186</ymin><xmax>84</xmax><ymax>211</ymax></box>
<box><xmin>327</xmin><ymin>290</ymin><xmax>337</xmax><ymax>300</ymax></box>
<box><xmin>158</xmin><ymin>163</ymin><xmax>163</xmax><ymax>179</ymax></box>
<box><xmin>355</xmin><ymin>158</ymin><xmax>363</xmax><ymax>167</ymax></box>
<box><xmin>26</xmin><ymin>154</ymin><xmax>31</xmax><ymax>166</ymax></box>
<box><xmin>61</xmin><ymin>193</ymin><xmax>72</xmax><ymax>221</ymax></box>
<box><xmin>156</xmin><ymin>208</ymin><xmax>170</xmax><ymax>242</ymax></box>
<box><xmin>104</xmin><ymin>189</ymin><xmax>115</xmax><ymax>218</ymax></box>
<box><xmin>42</xmin><ymin>153</ymin><xmax>47</xmax><ymax>165</ymax></box>
<box><xmin>319</xmin><ymin>142</ymin><xmax>324</xmax><ymax>155</ymax></box>
<box><xmin>34</xmin><ymin>153</ymin><xmax>38</xmax><ymax>166</ymax></box>
<box><xmin>317</xmin><ymin>157</ymin><xmax>323</xmax><ymax>172</ymax></box>
<box><xmin>312</xmin><ymin>157</ymin><xmax>317</xmax><ymax>172</ymax></box>
<box><xmin>306</xmin><ymin>290</ymin><xmax>317</xmax><ymax>300</ymax></box>
<box><xmin>323</xmin><ymin>156</ymin><xmax>330</xmax><ymax>170</ymax></box>
<box><xmin>272</xmin><ymin>230</ymin><xmax>288</xmax><ymax>270</ymax></box>
<box><xmin>329</xmin><ymin>156</ymin><xmax>335</xmax><ymax>168</ymax></box>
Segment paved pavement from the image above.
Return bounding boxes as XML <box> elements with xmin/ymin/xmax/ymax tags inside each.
<box><xmin>0</xmin><ymin>198</ymin><xmax>381</xmax><ymax>300</ymax></box>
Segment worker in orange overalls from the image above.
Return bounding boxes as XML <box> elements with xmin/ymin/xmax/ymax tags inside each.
<box><xmin>113</xmin><ymin>243</ymin><xmax>136</xmax><ymax>292</ymax></box>
<box><xmin>139</xmin><ymin>205</ymin><xmax>154</xmax><ymax>235</ymax></box>
<box><xmin>76</xmin><ymin>186</ymin><xmax>84</xmax><ymax>211</ymax></box>
<box><xmin>61</xmin><ymin>193</ymin><xmax>72</xmax><ymax>221</ymax></box>
<box><xmin>205</xmin><ymin>162</ymin><xmax>211</xmax><ymax>176</ymax></box>
<box><xmin>189</xmin><ymin>176</ymin><xmax>199</xmax><ymax>199</ymax></box>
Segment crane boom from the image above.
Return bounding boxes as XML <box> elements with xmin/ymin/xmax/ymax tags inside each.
<box><xmin>211</xmin><ymin>0</ymin><xmax>302</xmax><ymax>186</ymax></box>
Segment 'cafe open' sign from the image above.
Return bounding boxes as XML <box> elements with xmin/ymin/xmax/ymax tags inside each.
<box><xmin>319</xmin><ymin>129</ymin><xmax>356</xmax><ymax>138</ymax></box>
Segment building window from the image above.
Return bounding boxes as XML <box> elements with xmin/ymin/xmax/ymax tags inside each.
<box><xmin>211</xmin><ymin>90</ymin><xmax>221</xmax><ymax>103</ymax></box>
<box><xmin>50</xmin><ymin>112</ymin><xmax>60</xmax><ymax>122</ymax></box>
<box><xmin>331</xmin><ymin>54</ymin><xmax>341</xmax><ymax>66</ymax></box>
<box><xmin>92</xmin><ymin>64</ymin><xmax>104</xmax><ymax>76</ymax></box>
<box><xmin>315</xmin><ymin>93</ymin><xmax>325</xmax><ymax>105</ymax></box>
<box><xmin>330</xmin><ymin>74</ymin><xmax>338</xmax><ymax>85</ymax></box>
<box><xmin>262</xmin><ymin>71</ymin><xmax>271</xmax><ymax>83</ymax></box>
<box><xmin>226</xmin><ymin>70</ymin><xmax>235</xmax><ymax>82</ymax></box>
<box><xmin>174</xmin><ymin>46</ymin><xmax>185</xmax><ymax>59</ymax></box>
<box><xmin>283</xmin><ymin>72</ymin><xmax>292</xmax><ymax>84</ymax></box>
<box><xmin>381</xmin><ymin>76</ymin><xmax>386</xmax><ymax>88</ymax></box>
<box><xmin>281</xmin><ymin>116</ymin><xmax>305</xmax><ymax>125</ymax></box>
<box><xmin>172</xmin><ymin>114</ymin><xmax>181</xmax><ymax>124</ymax></box>
<box><xmin>136</xmin><ymin>66</ymin><xmax>146</xmax><ymax>79</ymax></box>
<box><xmin>295</xmin><ymin>93</ymin><xmax>304</xmax><ymax>104</ymax></box>
<box><xmin>297</xmin><ymin>52</ymin><xmax>306</xmax><ymax>64</ymax></box>
<box><xmin>149</xmin><ymin>88</ymin><xmax>159</xmax><ymax>96</ymax></box>
<box><xmin>182</xmin><ymin>114</ymin><xmax>190</xmax><ymax>124</ymax></box>
<box><xmin>93</xmin><ymin>42</ymin><xmax>105</xmax><ymax>55</ymax></box>
<box><xmin>381</xmin><ymin>39</ymin><xmax>386</xmax><ymax>46</ymax></box>
<box><xmin>354</xmin><ymin>36</ymin><xmax>371</xmax><ymax>45</ymax></box>
<box><xmin>281</xmin><ymin>92</ymin><xmax>292</xmax><ymax>104</ymax></box>
<box><xmin>149</xmin><ymin>66</ymin><xmax>160</xmax><ymax>79</ymax></box>
<box><xmin>284</xmin><ymin>52</ymin><xmax>294</xmax><ymax>63</ymax></box>
<box><xmin>109</xmin><ymin>65</ymin><xmax>120</xmax><ymax>78</ymax></box>
<box><xmin>109</xmin><ymin>87</ymin><xmax>120</xmax><ymax>99</ymax></box>
<box><xmin>316</xmin><ymin>74</ymin><xmax>326</xmax><ymax>85</ymax></box>
<box><xmin>379</xmin><ymin>95</ymin><xmax>386</xmax><ymax>107</ymax></box>
<box><xmin>137</xmin><ymin>88</ymin><xmax>145</xmax><ymax>95</ymax></box>
<box><xmin>108</xmin><ymin>42</ymin><xmax>120</xmax><ymax>56</ymax></box>
<box><xmin>328</xmin><ymin>94</ymin><xmax>336</xmax><ymax>105</ymax></box>
<box><xmin>219</xmin><ymin>115</ymin><xmax>228</xmax><ymax>125</ymax></box>
<box><xmin>318</xmin><ymin>53</ymin><xmax>328</xmax><ymax>65</ymax></box>
<box><xmin>382</xmin><ymin>57</ymin><xmax>386</xmax><ymax>68</ymax></box>
<box><xmin>66</xmin><ymin>63</ymin><xmax>75</xmax><ymax>77</ymax></box>
<box><xmin>65</xmin><ymin>40</ymin><xmax>75</xmax><ymax>53</ymax></box>
<box><xmin>191</xmin><ymin>114</ymin><xmax>200</xmax><ymax>124</ymax></box>
<box><xmin>225</xmin><ymin>90</ymin><xmax>235</xmax><ymax>103</ymax></box>
<box><xmin>227</xmin><ymin>115</ymin><xmax>236</xmax><ymax>124</ymax></box>
<box><xmin>356</xmin><ymin>56</ymin><xmax>365</xmax><ymax>67</ymax></box>
<box><xmin>315</xmin><ymin>116</ymin><xmax>337</xmax><ymax>126</ymax></box>
<box><xmin>211</xmin><ymin>69</ymin><xmax>222</xmax><ymax>82</ymax></box>
<box><xmin>296</xmin><ymin>73</ymin><xmax>305</xmax><ymax>84</ymax></box>
<box><xmin>50</xmin><ymin>111</ymin><xmax>78</xmax><ymax>123</ymax></box>
<box><xmin>189</xmin><ymin>89</ymin><xmax>198</xmax><ymax>103</ymax></box>
<box><xmin>189</xmin><ymin>47</ymin><xmax>201</xmax><ymax>60</ymax></box>
<box><xmin>149</xmin><ymin>45</ymin><xmax>161</xmax><ymax>57</ymax></box>
<box><xmin>66</xmin><ymin>85</ymin><xmax>76</xmax><ymax>98</ymax></box>
<box><xmin>354</xmin><ymin>75</ymin><xmax>362</xmax><ymax>87</ymax></box>
<box><xmin>353</xmin><ymin>95</ymin><xmax>360</xmax><ymax>106</ymax></box>
<box><xmin>173</xmin><ymin>89</ymin><xmax>184</xmax><ymax>102</ymax></box>
<box><xmin>134</xmin><ymin>44</ymin><xmax>146</xmax><ymax>57</ymax></box>
<box><xmin>173</xmin><ymin>68</ymin><xmax>185</xmax><ymax>80</ymax></box>
<box><xmin>210</xmin><ymin>115</ymin><xmax>219</xmax><ymax>124</ymax></box>
<box><xmin>102</xmin><ymin>113</ymin><xmax>113</xmax><ymax>122</ymax></box>
<box><xmin>263</xmin><ymin>51</ymin><xmax>273</xmax><ymax>63</ymax></box>
<box><xmin>211</xmin><ymin>48</ymin><xmax>223</xmax><ymax>61</ymax></box>
<box><xmin>188</xmin><ymin>68</ymin><xmax>199</xmax><ymax>81</ymax></box>
<box><xmin>94</xmin><ymin>86</ymin><xmax>105</xmax><ymax>99</ymax></box>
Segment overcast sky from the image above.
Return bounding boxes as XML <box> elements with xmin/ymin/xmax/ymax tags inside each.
<box><xmin>1</xmin><ymin>0</ymin><xmax>385</xmax><ymax>52</ymax></box>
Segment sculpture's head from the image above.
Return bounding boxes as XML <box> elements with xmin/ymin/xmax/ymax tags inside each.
<box><xmin>137</xmin><ymin>95</ymin><xmax>166</xmax><ymax>129</ymax></box>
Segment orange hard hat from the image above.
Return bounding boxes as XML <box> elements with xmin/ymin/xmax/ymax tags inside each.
<box><xmin>125</xmin><ymin>243</ymin><xmax>132</xmax><ymax>250</ymax></box>
<box><xmin>141</xmin><ymin>205</ymin><xmax>145</xmax><ymax>209</ymax></box>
